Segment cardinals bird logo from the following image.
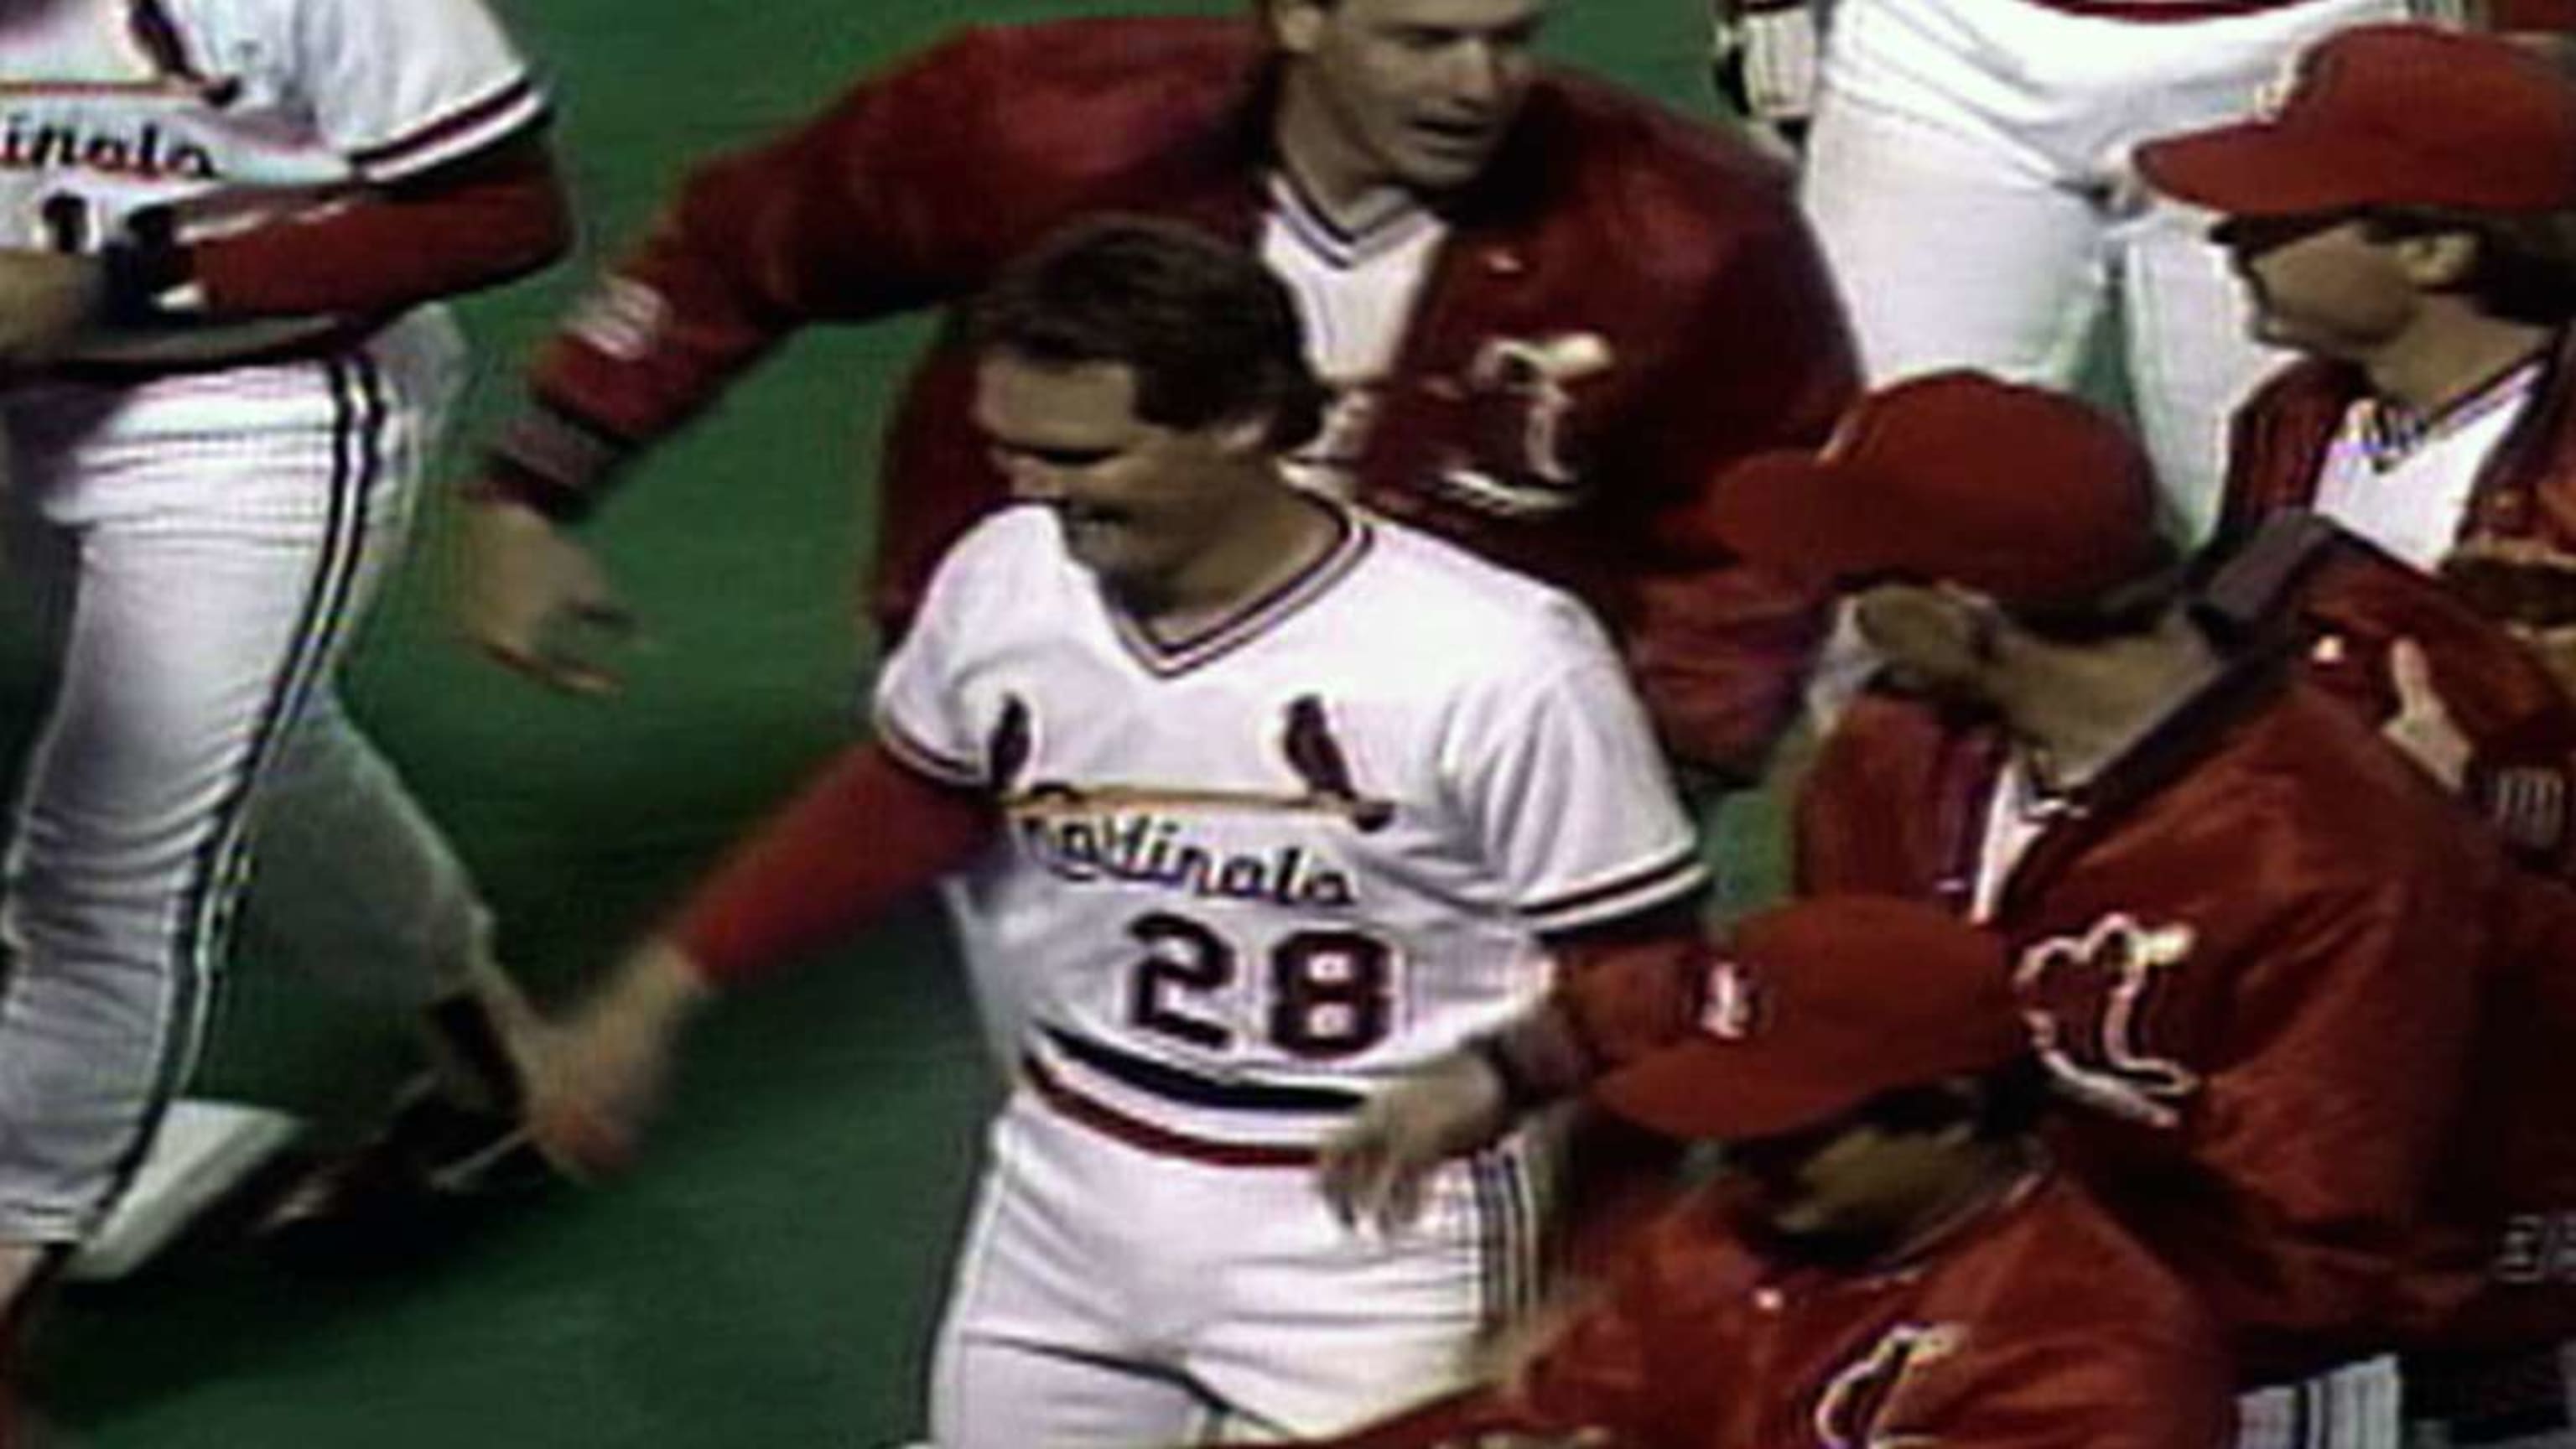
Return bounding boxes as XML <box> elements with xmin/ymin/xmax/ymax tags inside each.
<box><xmin>129</xmin><ymin>0</ymin><xmax>242</xmax><ymax>106</ymax></box>
<box><xmin>1436</xmin><ymin>331</ymin><xmax>1613</xmax><ymax>518</ymax></box>
<box><xmin>2014</xmin><ymin>914</ymin><xmax>2200</xmax><ymax>1129</ymax></box>
<box><xmin>986</xmin><ymin>695</ymin><xmax>1034</xmax><ymax>794</ymax></box>
<box><xmin>1282</xmin><ymin>695</ymin><xmax>1394</xmax><ymax>833</ymax></box>
<box><xmin>1815</xmin><ymin>1323</ymin><xmax>1964</xmax><ymax>1449</ymax></box>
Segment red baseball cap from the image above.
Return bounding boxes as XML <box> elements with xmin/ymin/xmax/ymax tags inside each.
<box><xmin>2137</xmin><ymin>24</ymin><xmax>2576</xmax><ymax>217</ymax></box>
<box><xmin>1593</xmin><ymin>896</ymin><xmax>2032</xmax><ymax>1143</ymax></box>
<box><xmin>1685</xmin><ymin>371</ymin><xmax>2166</xmax><ymax>610</ymax></box>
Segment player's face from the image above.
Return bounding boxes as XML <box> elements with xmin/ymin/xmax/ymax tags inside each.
<box><xmin>1851</xmin><ymin>582</ymin><xmax>2000</xmax><ymax>703</ymax></box>
<box><xmin>974</xmin><ymin>353</ymin><xmax>1257</xmax><ymax>598</ymax></box>
<box><xmin>1272</xmin><ymin>0</ymin><xmax>1548</xmax><ymax>196</ymax></box>
<box><xmin>2215</xmin><ymin>214</ymin><xmax>2418</xmax><ymax>356</ymax></box>
<box><xmin>1723</xmin><ymin>1112</ymin><xmax>1977</xmax><ymax>1259</ymax></box>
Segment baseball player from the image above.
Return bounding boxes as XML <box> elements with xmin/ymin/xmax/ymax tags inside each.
<box><xmin>522</xmin><ymin>219</ymin><xmax>1716</xmax><ymax>1448</ymax></box>
<box><xmin>1679</xmin><ymin>371</ymin><xmax>2514</xmax><ymax>1449</ymax></box>
<box><xmin>1306</xmin><ymin>896</ymin><xmax>2236</xmax><ymax>1449</ymax></box>
<box><xmin>1731</xmin><ymin>0</ymin><xmax>2418</xmax><ymax>543</ymax></box>
<box><xmin>460</xmin><ymin>0</ymin><xmax>1857</xmax><ymax>792</ymax></box>
<box><xmin>0</xmin><ymin>0</ymin><xmax>568</xmax><ymax>1372</ymax></box>
<box><xmin>2137</xmin><ymin>27</ymin><xmax>2576</xmax><ymax>1441</ymax></box>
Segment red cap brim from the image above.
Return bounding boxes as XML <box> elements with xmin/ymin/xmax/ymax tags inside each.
<box><xmin>1593</xmin><ymin>1036</ymin><xmax>1862</xmax><ymax>1143</ymax></box>
<box><xmin>1697</xmin><ymin>451</ymin><xmax>1893</xmax><ymax>591</ymax></box>
<box><xmin>2136</xmin><ymin>126</ymin><xmax>2387</xmax><ymax>217</ymax></box>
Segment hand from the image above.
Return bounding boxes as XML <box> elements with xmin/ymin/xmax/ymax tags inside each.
<box><xmin>1319</xmin><ymin>1051</ymin><xmax>1512</xmax><ymax>1233</ymax></box>
<box><xmin>0</xmin><ymin>249</ymin><xmax>103</xmax><ymax>369</ymax></box>
<box><xmin>1711</xmin><ymin>1</ymin><xmax>1820</xmax><ymax>154</ymax></box>
<box><xmin>454</xmin><ymin>494</ymin><xmax>636</xmax><ymax>694</ymax></box>
<box><xmin>2510</xmin><ymin>621</ymin><xmax>2576</xmax><ymax>704</ymax></box>
<box><xmin>2383</xmin><ymin>636</ymin><xmax>2473</xmax><ymax>794</ymax></box>
<box><xmin>522</xmin><ymin>937</ymin><xmax>713</xmax><ymax>1178</ymax></box>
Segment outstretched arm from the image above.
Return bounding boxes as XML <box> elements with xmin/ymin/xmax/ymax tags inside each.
<box><xmin>525</xmin><ymin>743</ymin><xmax>997</xmax><ymax>1175</ymax></box>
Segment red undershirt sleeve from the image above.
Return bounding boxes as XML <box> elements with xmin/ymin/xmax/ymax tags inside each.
<box><xmin>1485</xmin><ymin>906</ymin><xmax>1710</xmax><ymax>1101</ymax></box>
<box><xmin>672</xmin><ymin>743</ymin><xmax>1000</xmax><ymax>989</ymax></box>
<box><xmin>1551</xmin><ymin>911</ymin><xmax>1710</xmax><ymax>1072</ymax></box>
<box><xmin>190</xmin><ymin>133</ymin><xmax>573</xmax><ymax>318</ymax></box>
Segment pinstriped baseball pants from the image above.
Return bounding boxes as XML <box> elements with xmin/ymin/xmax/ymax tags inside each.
<box><xmin>0</xmin><ymin>319</ymin><xmax>486</xmax><ymax>1244</ymax></box>
<box><xmin>2239</xmin><ymin>1358</ymin><xmax>2402</xmax><ymax>1449</ymax></box>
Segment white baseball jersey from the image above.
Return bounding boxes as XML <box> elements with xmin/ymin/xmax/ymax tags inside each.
<box><xmin>877</xmin><ymin>502</ymin><xmax>1705</xmax><ymax>1156</ymax></box>
<box><xmin>1259</xmin><ymin>174</ymin><xmax>1446</xmax><ymax>499</ymax></box>
<box><xmin>2311</xmin><ymin>361</ymin><xmax>2543</xmax><ymax>570</ymax></box>
<box><xmin>0</xmin><ymin>0</ymin><xmax>543</xmax><ymax>380</ymax></box>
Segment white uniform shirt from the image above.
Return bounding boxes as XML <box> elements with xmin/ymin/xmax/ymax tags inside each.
<box><xmin>1971</xmin><ymin>752</ymin><xmax>2053</xmax><ymax>927</ymax></box>
<box><xmin>2312</xmin><ymin>361</ymin><xmax>2543</xmax><ymax>571</ymax></box>
<box><xmin>878</xmin><ymin>504</ymin><xmax>1705</xmax><ymax>1150</ymax></box>
<box><xmin>0</xmin><ymin>0</ymin><xmax>544</xmax><ymax>424</ymax></box>
<box><xmin>1259</xmin><ymin>174</ymin><xmax>1446</xmax><ymax>498</ymax></box>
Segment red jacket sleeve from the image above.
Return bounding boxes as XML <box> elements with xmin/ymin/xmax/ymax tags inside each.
<box><xmin>1627</xmin><ymin>202</ymin><xmax>1857</xmax><ymax>781</ymax></box>
<box><xmin>1793</xmin><ymin>694</ymin><xmax>1981</xmax><ymax>901</ymax></box>
<box><xmin>672</xmin><ymin>742</ymin><xmax>997</xmax><ymax>987</ymax></box>
<box><xmin>2289</xmin><ymin>542</ymin><xmax>2576</xmax><ymax>872</ymax></box>
<box><xmin>519</xmin><ymin>28</ymin><xmax>1026</xmax><ymax>455</ymax></box>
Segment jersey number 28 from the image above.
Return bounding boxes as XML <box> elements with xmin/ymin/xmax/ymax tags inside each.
<box><xmin>1126</xmin><ymin>911</ymin><xmax>1395</xmax><ymax>1060</ymax></box>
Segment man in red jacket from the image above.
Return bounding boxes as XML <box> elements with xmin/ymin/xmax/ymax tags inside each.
<box><xmin>2139</xmin><ymin>28</ymin><xmax>2576</xmax><ymax>1441</ymax></box>
<box><xmin>1308</xmin><ymin>895</ymin><xmax>2235</xmax><ymax>1449</ymax></box>
<box><xmin>457</xmin><ymin>0</ymin><xmax>1857</xmax><ymax>787</ymax></box>
<box><xmin>1680</xmin><ymin>371</ymin><xmax>2516</xmax><ymax>1449</ymax></box>
<box><xmin>2135</xmin><ymin>23</ymin><xmax>2576</xmax><ymax>854</ymax></box>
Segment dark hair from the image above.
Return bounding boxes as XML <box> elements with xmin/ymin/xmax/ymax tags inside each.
<box><xmin>969</xmin><ymin>216</ymin><xmax>1328</xmax><ymax>450</ymax></box>
<box><xmin>2361</xmin><ymin>207</ymin><xmax>2576</xmax><ymax>327</ymax></box>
